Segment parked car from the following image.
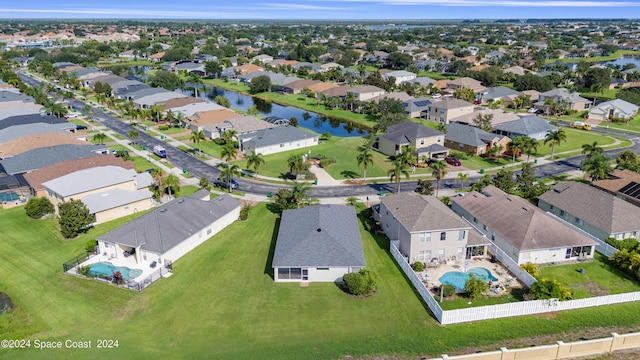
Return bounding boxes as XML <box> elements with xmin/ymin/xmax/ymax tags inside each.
<box><xmin>570</xmin><ymin>121</ymin><xmax>592</xmax><ymax>131</ymax></box>
<box><xmin>527</xmin><ymin>108</ymin><xmax>538</xmax><ymax>113</ymax></box>
<box><xmin>75</xmin><ymin>125</ymin><xmax>87</xmax><ymax>130</ymax></box>
<box><xmin>432</xmin><ymin>93</ymin><xmax>442</xmax><ymax>99</ymax></box>
<box><xmin>64</xmin><ymin>113</ymin><xmax>78</xmax><ymax>119</ymax></box>
<box><xmin>214</xmin><ymin>177</ymin><xmax>239</xmax><ymax>190</ymax></box>
<box><xmin>445</xmin><ymin>156</ymin><xmax>461</xmax><ymax>166</ymax></box>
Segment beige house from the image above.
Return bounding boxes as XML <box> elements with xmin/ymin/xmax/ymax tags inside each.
<box><xmin>444</xmin><ymin>123</ymin><xmax>511</xmax><ymax>156</ymax></box>
<box><xmin>426</xmin><ymin>98</ymin><xmax>475</xmax><ymax>124</ymax></box>
<box><xmin>445</xmin><ymin>77</ymin><xmax>486</xmax><ymax>93</ymax></box>
<box><xmin>184</xmin><ymin>109</ymin><xmax>240</xmax><ymax>133</ymax></box>
<box><xmin>374</xmin><ymin>193</ymin><xmax>489</xmax><ymax>264</ymax></box>
<box><xmin>375</xmin><ymin>122</ymin><xmax>448</xmax><ymax>160</ymax></box>
<box><xmin>347</xmin><ymin>85</ymin><xmax>386</xmax><ymax>102</ymax></box>
<box><xmin>42</xmin><ymin>165</ymin><xmax>154</xmax><ymax>224</ymax></box>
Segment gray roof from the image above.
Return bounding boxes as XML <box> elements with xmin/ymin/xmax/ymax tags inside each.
<box><xmin>379</xmin><ymin>122</ymin><xmax>443</xmax><ymax>144</ymax></box>
<box><xmin>136</xmin><ymin>171</ymin><xmax>154</xmax><ymax>189</ymax></box>
<box><xmin>42</xmin><ymin>166</ymin><xmax>139</xmax><ymax>197</ymax></box>
<box><xmin>591</xmin><ymin>99</ymin><xmax>639</xmax><ymax>116</ymax></box>
<box><xmin>407</xmin><ymin>77</ymin><xmax>436</xmax><ymax>86</ymax></box>
<box><xmin>0</xmin><ymin>123</ymin><xmax>76</xmax><ymax>144</ymax></box>
<box><xmin>0</xmin><ymin>105</ymin><xmax>43</xmax><ymax>120</ymax></box>
<box><xmin>71</xmin><ymin>67</ymin><xmax>102</xmax><ymax>77</ymax></box>
<box><xmin>404</xmin><ymin>97</ymin><xmax>434</xmax><ymax>112</ymax></box>
<box><xmin>452</xmin><ymin>186</ymin><xmax>596</xmax><ymax>251</ymax></box>
<box><xmin>133</xmin><ymin>91</ymin><xmax>186</xmax><ymax>107</ymax></box>
<box><xmin>83</xmin><ymin>188</ymin><xmax>153</xmax><ymax>214</ymax></box>
<box><xmin>493</xmin><ymin>116</ymin><xmax>557</xmax><ymax>136</ymax></box>
<box><xmin>445</xmin><ymin>122</ymin><xmax>506</xmax><ymax>147</ymax></box>
<box><xmin>214</xmin><ymin>116</ymin><xmax>275</xmax><ymax>134</ymax></box>
<box><xmin>538</xmin><ymin>181</ymin><xmax>640</xmax><ymax>234</ymax></box>
<box><xmin>115</xmin><ymin>83</ymin><xmax>149</xmax><ymax>97</ymax></box>
<box><xmin>123</xmin><ymin>87</ymin><xmax>166</xmax><ymax>100</ymax></box>
<box><xmin>477</xmin><ymin>86</ymin><xmax>520</xmax><ymax>101</ymax></box>
<box><xmin>0</xmin><ymin>91</ymin><xmax>34</xmax><ymax>103</ymax></box>
<box><xmin>239</xmin><ymin>125</ymin><xmax>316</xmax><ymax>148</ymax></box>
<box><xmin>0</xmin><ymin>144</ymin><xmax>107</xmax><ymax>175</ymax></box>
<box><xmin>381</xmin><ymin>193</ymin><xmax>471</xmax><ymax>232</ymax></box>
<box><xmin>187</xmin><ymin>188</ymin><xmax>211</xmax><ymax>201</ymax></box>
<box><xmin>97</xmin><ymin>195</ymin><xmax>241</xmax><ymax>254</ymax></box>
<box><xmin>0</xmin><ymin>114</ymin><xmax>66</xmax><ymax>131</ymax></box>
<box><xmin>240</xmin><ymin>72</ymin><xmax>289</xmax><ymax>86</ymax></box>
<box><xmin>272</xmin><ymin>205</ymin><xmax>366</xmax><ymax>267</ymax></box>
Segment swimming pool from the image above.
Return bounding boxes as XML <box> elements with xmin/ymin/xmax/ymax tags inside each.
<box><xmin>439</xmin><ymin>267</ymin><xmax>499</xmax><ymax>291</ymax></box>
<box><xmin>88</xmin><ymin>262</ymin><xmax>143</xmax><ymax>281</ymax></box>
<box><xmin>0</xmin><ymin>191</ymin><xmax>19</xmax><ymax>202</ymax></box>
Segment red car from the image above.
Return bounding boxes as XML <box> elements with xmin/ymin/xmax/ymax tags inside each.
<box><xmin>445</xmin><ymin>156</ymin><xmax>461</xmax><ymax>166</ymax></box>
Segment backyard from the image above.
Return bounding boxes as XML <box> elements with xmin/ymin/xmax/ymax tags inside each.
<box><xmin>3</xmin><ymin>205</ymin><xmax>640</xmax><ymax>358</ymax></box>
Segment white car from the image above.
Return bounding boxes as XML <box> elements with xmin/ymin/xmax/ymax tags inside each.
<box><xmin>527</xmin><ymin>108</ymin><xmax>537</xmax><ymax>113</ymax></box>
<box><xmin>432</xmin><ymin>93</ymin><xmax>442</xmax><ymax>99</ymax></box>
<box><xmin>65</xmin><ymin>113</ymin><xmax>78</xmax><ymax>119</ymax></box>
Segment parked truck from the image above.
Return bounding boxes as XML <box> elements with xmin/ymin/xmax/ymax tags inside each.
<box><xmin>153</xmin><ymin>145</ymin><xmax>167</xmax><ymax>158</ymax></box>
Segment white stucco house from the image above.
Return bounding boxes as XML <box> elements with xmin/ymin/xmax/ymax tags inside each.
<box><xmin>272</xmin><ymin>205</ymin><xmax>366</xmax><ymax>283</ymax></box>
<box><xmin>238</xmin><ymin>125</ymin><xmax>318</xmax><ymax>156</ymax></box>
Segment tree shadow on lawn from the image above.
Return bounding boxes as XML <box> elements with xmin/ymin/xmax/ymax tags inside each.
<box><xmin>341</xmin><ymin>170</ymin><xmax>359</xmax><ymax>179</ymax></box>
<box><xmin>263</xmin><ymin>217</ymin><xmax>281</xmax><ymax>280</ymax></box>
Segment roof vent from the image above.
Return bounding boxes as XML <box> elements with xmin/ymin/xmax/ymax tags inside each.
<box><xmin>317</xmin><ymin>228</ymin><xmax>322</xmax><ymax>232</ymax></box>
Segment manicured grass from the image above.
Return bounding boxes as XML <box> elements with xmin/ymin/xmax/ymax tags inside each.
<box><xmin>4</xmin><ymin>206</ymin><xmax>640</xmax><ymax>358</ymax></box>
<box><xmin>538</xmin><ymin>253</ymin><xmax>640</xmax><ymax>299</ymax></box>
<box><xmin>601</xmin><ymin>115</ymin><xmax>640</xmax><ymax>134</ymax></box>
<box><xmin>180</xmin><ymin>185</ymin><xmax>199</xmax><ymax>196</ymax></box>
<box><xmin>156</xmin><ymin>126</ymin><xmax>187</xmax><ymax>135</ymax></box>
<box><xmin>111</xmin><ymin>133</ymin><xmax>125</xmax><ymax>140</ymax></box>
<box><xmin>130</xmin><ymin>156</ymin><xmax>156</xmax><ymax>172</ymax></box>
<box><xmin>533</xmin><ymin>128</ymin><xmax>619</xmax><ymax>157</ymax></box>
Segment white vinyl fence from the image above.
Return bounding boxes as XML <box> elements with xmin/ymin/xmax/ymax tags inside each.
<box><xmin>390</xmin><ymin>243</ymin><xmax>640</xmax><ymax>325</ymax></box>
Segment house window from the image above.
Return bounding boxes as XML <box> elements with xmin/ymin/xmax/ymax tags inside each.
<box><xmin>437</xmin><ymin>136</ymin><xmax>442</xmax><ymax>143</ymax></box>
<box><xmin>550</xmin><ymin>205</ymin><xmax>554</xmax><ymax>210</ymax></box>
<box><xmin>207</xmin><ymin>228</ymin><xmax>212</xmax><ymax>235</ymax></box>
<box><xmin>317</xmin><ymin>268</ymin><xmax>329</xmax><ymax>270</ymax></box>
<box><xmin>440</xmin><ymin>109</ymin><xmax>445</xmax><ymax>114</ymax></box>
<box><xmin>459</xmin><ymin>144</ymin><xmax>464</xmax><ymax>149</ymax></box>
<box><xmin>559</xmin><ymin>210</ymin><xmax>566</xmax><ymax>219</ymax></box>
<box><xmin>103</xmin><ymin>242</ymin><xmax>112</xmax><ymax>248</ymax></box>
<box><xmin>473</xmin><ymin>217</ymin><xmax>477</xmax><ymax>223</ymax></box>
<box><xmin>459</xmin><ymin>230</ymin><xmax>466</xmax><ymax>241</ymax></box>
<box><xmin>483</xmin><ymin>224</ymin><xmax>488</xmax><ymax>231</ymax></box>
<box><xmin>491</xmin><ymin>232</ymin><xmax>496</xmax><ymax>241</ymax></box>
<box><xmin>280</xmin><ymin>144</ymin><xmax>284</xmax><ymax>147</ymax></box>
<box><xmin>440</xmin><ymin>232</ymin><xmax>446</xmax><ymax>241</ymax></box>
<box><xmin>418</xmin><ymin>250</ymin><xmax>431</xmax><ymax>261</ymax></box>
<box><xmin>439</xmin><ymin>117</ymin><xmax>445</xmax><ymax>123</ymax></box>
<box><xmin>124</xmin><ymin>205</ymin><xmax>129</xmax><ymax>210</ymax></box>
<box><xmin>633</xmin><ymin>231</ymin><xmax>637</xmax><ymax>238</ymax></box>
<box><xmin>419</xmin><ymin>232</ymin><xmax>431</xmax><ymax>242</ymax></box>
<box><xmin>278</xmin><ymin>268</ymin><xmax>302</xmax><ymax>280</ymax></box>
<box><xmin>575</xmin><ymin>218</ymin><xmax>583</xmax><ymax>226</ymax></box>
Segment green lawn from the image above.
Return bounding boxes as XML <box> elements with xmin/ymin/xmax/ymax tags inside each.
<box><xmin>601</xmin><ymin>115</ymin><xmax>640</xmax><ymax>134</ymax></box>
<box><xmin>111</xmin><ymin>133</ymin><xmax>125</xmax><ymax>140</ymax></box>
<box><xmin>130</xmin><ymin>156</ymin><xmax>156</xmax><ymax>172</ymax></box>
<box><xmin>179</xmin><ymin>185</ymin><xmax>200</xmax><ymax>196</ymax></box>
<box><xmin>538</xmin><ymin>253</ymin><xmax>640</xmax><ymax>299</ymax></box>
<box><xmin>4</xmin><ymin>205</ymin><xmax>640</xmax><ymax>359</ymax></box>
<box><xmin>156</xmin><ymin>126</ymin><xmax>187</xmax><ymax>135</ymax></box>
<box><xmin>533</xmin><ymin>128</ymin><xmax>621</xmax><ymax>157</ymax></box>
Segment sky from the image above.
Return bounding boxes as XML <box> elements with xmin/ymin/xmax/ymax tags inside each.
<box><xmin>1</xmin><ymin>0</ymin><xmax>640</xmax><ymax>20</ymax></box>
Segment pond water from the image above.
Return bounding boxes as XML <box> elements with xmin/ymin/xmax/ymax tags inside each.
<box><xmin>600</xmin><ymin>56</ymin><xmax>640</xmax><ymax>68</ymax></box>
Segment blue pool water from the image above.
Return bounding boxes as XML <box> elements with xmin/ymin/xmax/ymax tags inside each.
<box><xmin>88</xmin><ymin>262</ymin><xmax>143</xmax><ymax>281</ymax></box>
<box><xmin>439</xmin><ymin>267</ymin><xmax>499</xmax><ymax>291</ymax></box>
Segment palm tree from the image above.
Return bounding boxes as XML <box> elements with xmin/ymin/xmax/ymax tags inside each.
<box><xmin>217</xmin><ymin>163</ymin><xmax>240</xmax><ymax>192</ymax></box>
<box><xmin>344</xmin><ymin>92</ymin><xmax>357</xmax><ymax>112</ymax></box>
<box><xmin>287</xmin><ymin>154</ymin><xmax>305</xmax><ymax>178</ymax></box>
<box><xmin>188</xmin><ymin>72</ymin><xmax>204</xmax><ymax>98</ymax></box>
<box><xmin>507</xmin><ymin>136</ymin><xmax>526</xmax><ymax>167</ymax></box>
<box><xmin>581</xmin><ymin>153</ymin><xmax>611</xmax><ymax>181</ymax></box>
<box><xmin>544</xmin><ymin>129</ymin><xmax>567</xmax><ymax>160</ymax></box>
<box><xmin>92</xmin><ymin>133</ymin><xmax>108</xmax><ymax>145</ymax></box>
<box><xmin>290</xmin><ymin>181</ymin><xmax>312</xmax><ymax>208</ymax></box>
<box><xmin>221</xmin><ymin>129</ymin><xmax>238</xmax><ymax>146</ymax></box>
<box><xmin>436</xmin><ymin>123</ymin><xmax>447</xmax><ymax>134</ymax></box>
<box><xmin>456</xmin><ymin>172</ymin><xmax>470</xmax><ymax>189</ymax></box>
<box><xmin>582</xmin><ymin>141</ymin><xmax>604</xmax><ymax>160</ymax></box>
<box><xmin>521</xmin><ymin>136</ymin><xmax>539</xmax><ymax>162</ymax></box>
<box><xmin>245</xmin><ymin>151</ymin><xmax>265</xmax><ymax>175</ymax></box>
<box><xmin>356</xmin><ymin>145</ymin><xmax>374</xmax><ymax>181</ymax></box>
<box><xmin>151</xmin><ymin>168</ymin><xmax>166</xmax><ymax>201</ymax></box>
<box><xmin>190</xmin><ymin>130</ymin><xmax>206</xmax><ymax>155</ymax></box>
<box><xmin>429</xmin><ymin>160</ymin><xmax>448</xmax><ymax>197</ymax></box>
<box><xmin>128</xmin><ymin>130</ymin><xmax>139</xmax><ymax>145</ymax></box>
<box><xmin>163</xmin><ymin>174</ymin><xmax>180</xmax><ymax>199</ymax></box>
<box><xmin>387</xmin><ymin>158</ymin><xmax>410</xmax><ymax>194</ymax></box>
<box><xmin>220</xmin><ymin>142</ymin><xmax>237</xmax><ymax>164</ymax></box>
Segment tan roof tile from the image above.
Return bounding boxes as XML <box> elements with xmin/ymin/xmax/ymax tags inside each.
<box><xmin>0</xmin><ymin>132</ymin><xmax>87</xmax><ymax>159</ymax></box>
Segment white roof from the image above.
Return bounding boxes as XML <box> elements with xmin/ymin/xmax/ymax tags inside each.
<box><xmin>83</xmin><ymin>188</ymin><xmax>153</xmax><ymax>214</ymax></box>
<box><xmin>42</xmin><ymin>165</ymin><xmax>138</xmax><ymax>197</ymax></box>
<box><xmin>170</xmin><ymin>102</ymin><xmax>225</xmax><ymax>117</ymax></box>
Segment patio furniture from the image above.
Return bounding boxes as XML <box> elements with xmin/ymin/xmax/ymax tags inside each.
<box><xmin>150</xmin><ymin>261</ymin><xmax>157</xmax><ymax>268</ymax></box>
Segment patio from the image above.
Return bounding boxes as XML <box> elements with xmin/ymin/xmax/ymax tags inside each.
<box><xmin>71</xmin><ymin>252</ymin><xmax>161</xmax><ymax>283</ymax></box>
<box><xmin>415</xmin><ymin>256</ymin><xmax>524</xmax><ymax>295</ymax></box>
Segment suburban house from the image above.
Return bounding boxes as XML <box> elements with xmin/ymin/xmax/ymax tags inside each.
<box><xmin>451</xmin><ymin>186</ymin><xmax>597</xmax><ymax>265</ymax></box>
<box><xmin>0</xmin><ymin>144</ymin><xmax>109</xmax><ymax>175</ymax></box>
<box><xmin>42</xmin><ymin>165</ymin><xmax>154</xmax><ymax>224</ymax></box>
<box><xmin>347</xmin><ymin>85</ymin><xmax>386</xmax><ymax>102</ymax></box>
<box><xmin>97</xmin><ymin>195</ymin><xmax>241</xmax><ymax>269</ymax></box>
<box><xmin>375</xmin><ymin>122</ymin><xmax>448</xmax><ymax>160</ymax></box>
<box><xmin>445</xmin><ymin>77</ymin><xmax>486</xmax><ymax>93</ymax></box>
<box><xmin>202</xmin><ymin>115</ymin><xmax>274</xmax><ymax>139</ymax></box>
<box><xmin>272</xmin><ymin>205</ymin><xmax>365</xmax><ymax>282</ymax></box>
<box><xmin>0</xmin><ymin>123</ymin><xmax>77</xmax><ymax>146</ymax></box>
<box><xmin>252</xmin><ymin>54</ymin><xmax>274</xmax><ymax>64</ymax></box>
<box><xmin>403</xmin><ymin>98</ymin><xmax>434</xmax><ymax>119</ymax></box>
<box><xmin>383</xmin><ymin>70</ymin><xmax>417</xmax><ymax>85</ymax></box>
<box><xmin>448</xmin><ymin>108</ymin><xmax>520</xmax><ymax>127</ymax></box>
<box><xmin>593</xmin><ymin>169</ymin><xmax>640</xmax><ymax>208</ymax></box>
<box><xmin>475</xmin><ymin>86</ymin><xmax>521</xmax><ymax>105</ymax></box>
<box><xmin>0</xmin><ymin>132</ymin><xmax>87</xmax><ymax>159</ymax></box>
<box><xmin>538</xmin><ymin>181</ymin><xmax>640</xmax><ymax>241</ymax></box>
<box><xmin>426</xmin><ymin>98</ymin><xmax>475</xmax><ymax>124</ymax></box>
<box><xmin>238</xmin><ymin>125</ymin><xmax>318</xmax><ymax>156</ymax></box>
<box><xmin>23</xmin><ymin>156</ymin><xmax>135</xmax><ymax>198</ymax></box>
<box><xmin>133</xmin><ymin>91</ymin><xmax>187</xmax><ymax>109</ymax></box>
<box><xmin>374</xmin><ymin>193</ymin><xmax>489</xmax><ymax>264</ymax></box>
<box><xmin>587</xmin><ymin>99</ymin><xmax>639</xmax><ymax>121</ymax></box>
<box><xmin>185</xmin><ymin>109</ymin><xmax>240</xmax><ymax>133</ymax></box>
<box><xmin>444</xmin><ymin>122</ymin><xmax>511</xmax><ymax>156</ymax></box>
<box><xmin>535</xmin><ymin>88</ymin><xmax>591</xmax><ymax>112</ymax></box>
<box><xmin>492</xmin><ymin>115</ymin><xmax>558</xmax><ymax>140</ymax></box>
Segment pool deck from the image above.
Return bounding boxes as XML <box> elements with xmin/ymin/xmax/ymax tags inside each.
<box><xmin>77</xmin><ymin>254</ymin><xmax>159</xmax><ymax>282</ymax></box>
<box><xmin>416</xmin><ymin>257</ymin><xmax>523</xmax><ymax>294</ymax></box>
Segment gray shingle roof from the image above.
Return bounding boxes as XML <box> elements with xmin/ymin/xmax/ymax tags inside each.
<box><xmin>477</xmin><ymin>86</ymin><xmax>520</xmax><ymax>100</ymax></box>
<box><xmin>379</xmin><ymin>122</ymin><xmax>443</xmax><ymax>144</ymax></box>
<box><xmin>272</xmin><ymin>205</ymin><xmax>366</xmax><ymax>267</ymax></box>
<box><xmin>445</xmin><ymin>122</ymin><xmax>505</xmax><ymax>147</ymax></box>
<box><xmin>538</xmin><ymin>181</ymin><xmax>640</xmax><ymax>234</ymax></box>
<box><xmin>0</xmin><ymin>123</ymin><xmax>76</xmax><ymax>144</ymax></box>
<box><xmin>239</xmin><ymin>125</ymin><xmax>316</xmax><ymax>148</ymax></box>
<box><xmin>0</xmin><ymin>91</ymin><xmax>34</xmax><ymax>103</ymax></box>
<box><xmin>591</xmin><ymin>99</ymin><xmax>639</xmax><ymax>116</ymax></box>
<box><xmin>0</xmin><ymin>145</ymin><xmax>107</xmax><ymax>175</ymax></box>
<box><xmin>452</xmin><ymin>186</ymin><xmax>596</xmax><ymax>251</ymax></box>
<box><xmin>97</xmin><ymin>195</ymin><xmax>241</xmax><ymax>254</ymax></box>
<box><xmin>42</xmin><ymin>166</ymin><xmax>139</xmax><ymax>197</ymax></box>
<box><xmin>492</xmin><ymin>116</ymin><xmax>557</xmax><ymax>136</ymax></box>
<box><xmin>381</xmin><ymin>193</ymin><xmax>471</xmax><ymax>232</ymax></box>
<box><xmin>83</xmin><ymin>188</ymin><xmax>153</xmax><ymax>214</ymax></box>
<box><xmin>0</xmin><ymin>114</ymin><xmax>65</xmax><ymax>131</ymax></box>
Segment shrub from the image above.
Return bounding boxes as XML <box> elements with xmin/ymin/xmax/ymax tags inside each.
<box><xmin>465</xmin><ymin>273</ymin><xmax>489</xmax><ymax>299</ymax></box>
<box><xmin>442</xmin><ymin>284</ymin><xmax>456</xmax><ymax>297</ymax></box>
<box><xmin>520</xmin><ymin>262</ymin><xmax>539</xmax><ymax>278</ymax></box>
<box><xmin>529</xmin><ymin>278</ymin><xmax>572</xmax><ymax>300</ymax></box>
<box><xmin>605</xmin><ymin>237</ymin><xmax>639</xmax><ymax>252</ymax></box>
<box><xmin>212</xmin><ymin>138</ymin><xmax>225</xmax><ymax>145</ymax></box>
<box><xmin>448</xmin><ymin>150</ymin><xmax>468</xmax><ymax>160</ymax></box>
<box><xmin>412</xmin><ymin>261</ymin><xmax>424</xmax><ymax>272</ymax></box>
<box><xmin>25</xmin><ymin>197</ymin><xmax>54</xmax><ymax>219</ymax></box>
<box><xmin>318</xmin><ymin>158</ymin><xmax>336</xmax><ymax>168</ymax></box>
<box><xmin>158</xmin><ymin>125</ymin><xmax>170</xmax><ymax>131</ymax></box>
<box><xmin>85</xmin><ymin>240</ymin><xmax>98</xmax><ymax>254</ymax></box>
<box><xmin>239</xmin><ymin>203</ymin><xmax>253</xmax><ymax>221</ymax></box>
<box><xmin>343</xmin><ymin>268</ymin><xmax>377</xmax><ymax>296</ymax></box>
<box><xmin>78</xmin><ymin>265</ymin><xmax>91</xmax><ymax>276</ymax></box>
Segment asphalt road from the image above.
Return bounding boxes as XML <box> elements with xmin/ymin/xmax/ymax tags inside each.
<box><xmin>17</xmin><ymin>71</ymin><xmax>640</xmax><ymax>198</ymax></box>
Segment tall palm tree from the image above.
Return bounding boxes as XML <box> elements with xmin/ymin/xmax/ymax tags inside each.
<box><xmin>290</xmin><ymin>181</ymin><xmax>312</xmax><ymax>209</ymax></box>
<box><xmin>456</xmin><ymin>172</ymin><xmax>470</xmax><ymax>189</ymax></box>
<box><xmin>582</xmin><ymin>141</ymin><xmax>604</xmax><ymax>160</ymax></box>
<box><xmin>507</xmin><ymin>136</ymin><xmax>526</xmax><ymax>166</ymax></box>
<box><xmin>190</xmin><ymin>130</ymin><xmax>206</xmax><ymax>155</ymax></box>
<box><xmin>436</xmin><ymin>123</ymin><xmax>447</xmax><ymax>134</ymax></box>
<box><xmin>356</xmin><ymin>145</ymin><xmax>374</xmax><ymax>181</ymax></box>
<box><xmin>429</xmin><ymin>160</ymin><xmax>448</xmax><ymax>197</ymax></box>
<box><xmin>221</xmin><ymin>129</ymin><xmax>238</xmax><ymax>146</ymax></box>
<box><xmin>521</xmin><ymin>136</ymin><xmax>539</xmax><ymax>162</ymax></box>
<box><xmin>387</xmin><ymin>158</ymin><xmax>410</xmax><ymax>194</ymax></box>
<box><xmin>220</xmin><ymin>142</ymin><xmax>237</xmax><ymax>164</ymax></box>
<box><xmin>544</xmin><ymin>129</ymin><xmax>567</xmax><ymax>160</ymax></box>
<box><xmin>128</xmin><ymin>130</ymin><xmax>139</xmax><ymax>145</ymax></box>
<box><xmin>217</xmin><ymin>163</ymin><xmax>240</xmax><ymax>192</ymax></box>
<box><xmin>245</xmin><ymin>151</ymin><xmax>265</xmax><ymax>175</ymax></box>
<box><xmin>151</xmin><ymin>168</ymin><xmax>166</xmax><ymax>201</ymax></box>
<box><xmin>188</xmin><ymin>72</ymin><xmax>204</xmax><ymax>98</ymax></box>
<box><xmin>581</xmin><ymin>153</ymin><xmax>611</xmax><ymax>181</ymax></box>
<box><xmin>163</xmin><ymin>174</ymin><xmax>180</xmax><ymax>199</ymax></box>
<box><xmin>287</xmin><ymin>154</ymin><xmax>305</xmax><ymax>178</ymax></box>
<box><xmin>92</xmin><ymin>133</ymin><xmax>108</xmax><ymax>145</ymax></box>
